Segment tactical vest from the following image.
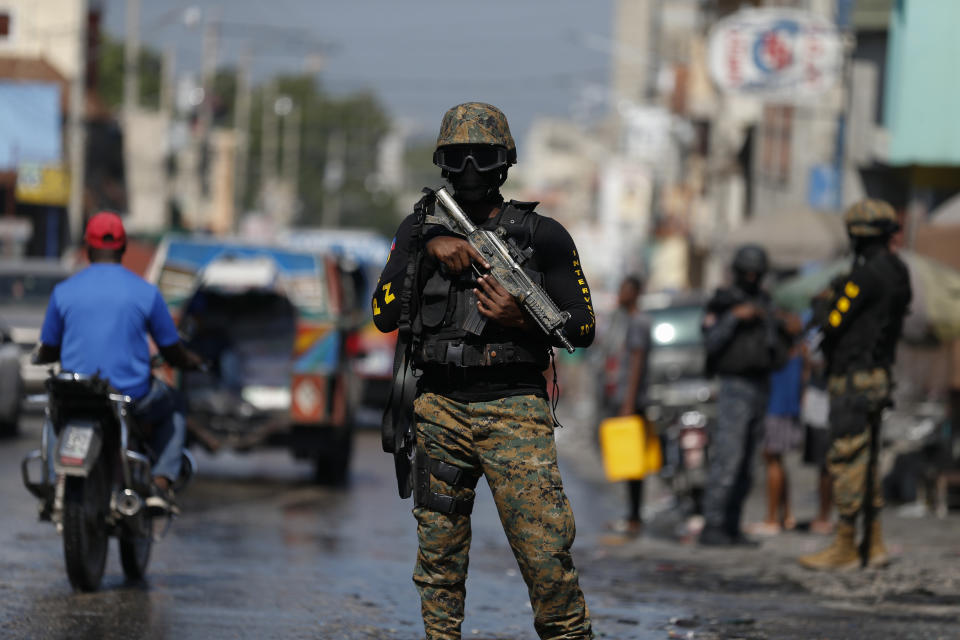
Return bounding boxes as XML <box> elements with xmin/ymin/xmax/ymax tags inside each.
<box><xmin>706</xmin><ymin>288</ymin><xmax>788</xmax><ymax>377</ymax></box>
<box><xmin>414</xmin><ymin>200</ymin><xmax>552</xmax><ymax>372</ymax></box>
<box><xmin>824</xmin><ymin>248</ymin><xmax>911</xmax><ymax>375</ymax></box>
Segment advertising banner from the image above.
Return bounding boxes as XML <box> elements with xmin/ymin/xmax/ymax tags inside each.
<box><xmin>708</xmin><ymin>9</ymin><xmax>842</xmax><ymax>98</ymax></box>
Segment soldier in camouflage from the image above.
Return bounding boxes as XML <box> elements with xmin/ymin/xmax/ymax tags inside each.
<box><xmin>373</xmin><ymin>103</ymin><xmax>596</xmax><ymax>639</ymax></box>
<box><xmin>798</xmin><ymin>199</ymin><xmax>911</xmax><ymax>571</ymax></box>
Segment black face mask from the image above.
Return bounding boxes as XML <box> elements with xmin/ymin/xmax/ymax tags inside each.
<box><xmin>851</xmin><ymin>235</ymin><xmax>888</xmax><ymax>257</ymax></box>
<box><xmin>734</xmin><ymin>270</ymin><xmax>762</xmax><ymax>295</ymax></box>
<box><xmin>447</xmin><ymin>162</ymin><xmax>504</xmax><ymax>205</ymax></box>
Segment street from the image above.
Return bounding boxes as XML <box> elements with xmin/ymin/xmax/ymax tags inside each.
<box><xmin>1</xmin><ymin>416</ymin><xmax>958</xmax><ymax>639</ymax></box>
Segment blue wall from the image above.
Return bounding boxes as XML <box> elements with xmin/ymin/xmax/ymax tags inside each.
<box><xmin>885</xmin><ymin>0</ymin><xmax>960</xmax><ymax>165</ymax></box>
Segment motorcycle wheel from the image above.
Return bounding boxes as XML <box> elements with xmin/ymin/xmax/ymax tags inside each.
<box><xmin>119</xmin><ymin>515</ymin><xmax>153</xmax><ymax>582</ymax></box>
<box><xmin>62</xmin><ymin>461</ymin><xmax>110</xmax><ymax>592</ymax></box>
<box><xmin>313</xmin><ymin>427</ymin><xmax>353</xmax><ymax>486</ymax></box>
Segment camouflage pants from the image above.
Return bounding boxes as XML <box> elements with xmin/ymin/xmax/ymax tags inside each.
<box><xmin>412</xmin><ymin>393</ymin><xmax>593</xmax><ymax>640</ymax></box>
<box><xmin>827</xmin><ymin>369</ymin><xmax>889</xmax><ymax>523</ymax></box>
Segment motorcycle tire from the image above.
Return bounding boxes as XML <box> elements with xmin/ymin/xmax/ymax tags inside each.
<box><xmin>119</xmin><ymin>515</ymin><xmax>153</xmax><ymax>582</ymax></box>
<box><xmin>62</xmin><ymin>462</ymin><xmax>110</xmax><ymax>592</ymax></box>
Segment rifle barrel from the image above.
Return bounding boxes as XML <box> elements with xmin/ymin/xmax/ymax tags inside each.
<box><xmin>434</xmin><ymin>187</ymin><xmax>477</xmax><ymax>234</ymax></box>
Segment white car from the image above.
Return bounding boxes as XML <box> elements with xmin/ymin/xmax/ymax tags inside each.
<box><xmin>0</xmin><ymin>259</ymin><xmax>72</xmax><ymax>431</ymax></box>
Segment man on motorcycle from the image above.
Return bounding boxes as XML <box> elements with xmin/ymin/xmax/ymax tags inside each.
<box><xmin>36</xmin><ymin>212</ymin><xmax>204</xmax><ymax>512</ymax></box>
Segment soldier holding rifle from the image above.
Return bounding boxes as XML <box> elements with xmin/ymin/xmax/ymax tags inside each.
<box><xmin>799</xmin><ymin>199</ymin><xmax>911</xmax><ymax>570</ymax></box>
<box><xmin>373</xmin><ymin>103</ymin><xmax>596</xmax><ymax>639</ymax></box>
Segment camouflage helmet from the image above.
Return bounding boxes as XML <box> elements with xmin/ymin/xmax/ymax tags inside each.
<box><xmin>844</xmin><ymin>199</ymin><xmax>899</xmax><ymax>237</ymax></box>
<box><xmin>435</xmin><ymin>102</ymin><xmax>517</xmax><ymax>162</ymax></box>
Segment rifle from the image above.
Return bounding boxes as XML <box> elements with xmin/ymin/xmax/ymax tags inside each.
<box><xmin>426</xmin><ymin>186</ymin><xmax>575</xmax><ymax>354</ymax></box>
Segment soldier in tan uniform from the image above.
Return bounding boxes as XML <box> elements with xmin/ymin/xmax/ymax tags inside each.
<box><xmin>799</xmin><ymin>199</ymin><xmax>911</xmax><ymax>570</ymax></box>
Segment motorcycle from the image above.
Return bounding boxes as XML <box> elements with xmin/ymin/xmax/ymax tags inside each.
<box><xmin>646</xmin><ymin>379</ymin><xmax>715</xmax><ymax>518</ymax></box>
<box><xmin>21</xmin><ymin>371</ymin><xmax>195</xmax><ymax>591</ymax></box>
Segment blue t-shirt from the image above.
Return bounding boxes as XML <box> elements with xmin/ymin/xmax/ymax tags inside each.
<box><xmin>40</xmin><ymin>263</ymin><xmax>180</xmax><ymax>399</ymax></box>
<box><xmin>767</xmin><ymin>354</ymin><xmax>804</xmax><ymax>418</ymax></box>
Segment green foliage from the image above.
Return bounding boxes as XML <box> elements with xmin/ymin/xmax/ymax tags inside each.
<box><xmin>405</xmin><ymin>137</ymin><xmax>441</xmax><ymax>191</ymax></box>
<box><xmin>98</xmin><ymin>33</ymin><xmax>400</xmax><ymax>235</ymax></box>
<box><xmin>96</xmin><ymin>34</ymin><xmax>163</xmax><ymax>110</ymax></box>
<box><xmin>245</xmin><ymin>73</ymin><xmax>398</xmax><ymax>234</ymax></box>
<box><xmin>212</xmin><ymin>69</ymin><xmax>238</xmax><ymax>128</ymax></box>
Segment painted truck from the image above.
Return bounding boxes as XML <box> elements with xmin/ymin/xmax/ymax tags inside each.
<box><xmin>278</xmin><ymin>229</ymin><xmax>397</xmax><ymax>427</ymax></box>
<box><xmin>147</xmin><ymin>236</ymin><xmax>355</xmax><ymax>484</ymax></box>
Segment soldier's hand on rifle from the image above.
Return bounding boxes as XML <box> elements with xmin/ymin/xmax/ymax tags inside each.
<box><xmin>474</xmin><ymin>275</ymin><xmax>527</xmax><ymax>328</ymax></box>
<box><xmin>731</xmin><ymin>303</ymin><xmax>763</xmax><ymax>320</ymax></box>
<box><xmin>427</xmin><ymin>236</ymin><xmax>490</xmax><ymax>274</ymax></box>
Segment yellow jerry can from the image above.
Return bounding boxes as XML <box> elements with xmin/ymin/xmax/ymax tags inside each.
<box><xmin>599</xmin><ymin>415</ymin><xmax>663</xmax><ymax>482</ymax></box>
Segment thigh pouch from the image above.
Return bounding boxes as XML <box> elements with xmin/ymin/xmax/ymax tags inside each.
<box><xmin>415</xmin><ymin>448</ymin><xmax>481</xmax><ymax>516</ymax></box>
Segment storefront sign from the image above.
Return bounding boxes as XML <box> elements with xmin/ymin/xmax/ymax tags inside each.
<box><xmin>16</xmin><ymin>163</ymin><xmax>70</xmax><ymax>206</ymax></box>
<box><xmin>708</xmin><ymin>9</ymin><xmax>842</xmax><ymax>98</ymax></box>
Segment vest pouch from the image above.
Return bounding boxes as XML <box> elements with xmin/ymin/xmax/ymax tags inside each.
<box><xmin>420</xmin><ymin>272</ymin><xmax>451</xmax><ymax>329</ymax></box>
<box><xmin>714</xmin><ymin>323</ymin><xmax>774</xmax><ymax>375</ymax></box>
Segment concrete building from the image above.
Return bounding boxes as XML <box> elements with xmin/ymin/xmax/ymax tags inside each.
<box><xmin>844</xmin><ymin>0</ymin><xmax>960</xmax><ymax>241</ymax></box>
<box><xmin>0</xmin><ymin>0</ymin><xmax>89</xmax><ymax>81</ymax></box>
<box><xmin>0</xmin><ymin>1</ymin><xmax>114</xmax><ymax>256</ymax></box>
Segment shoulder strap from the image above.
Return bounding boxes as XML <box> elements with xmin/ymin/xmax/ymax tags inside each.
<box><xmin>397</xmin><ymin>194</ymin><xmax>432</xmax><ymax>342</ymax></box>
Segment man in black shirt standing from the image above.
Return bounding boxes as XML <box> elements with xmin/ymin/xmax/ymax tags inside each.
<box><xmin>373</xmin><ymin>103</ymin><xmax>595</xmax><ymax>639</ymax></box>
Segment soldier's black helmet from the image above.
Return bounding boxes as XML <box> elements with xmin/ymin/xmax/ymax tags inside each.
<box><xmin>732</xmin><ymin>244</ymin><xmax>769</xmax><ymax>276</ymax></box>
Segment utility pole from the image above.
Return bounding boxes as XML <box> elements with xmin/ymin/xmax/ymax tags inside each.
<box><xmin>321</xmin><ymin>130</ymin><xmax>346</xmax><ymax>228</ymax></box>
<box><xmin>160</xmin><ymin>45</ymin><xmax>176</xmax><ymax>114</ymax></box>
<box><xmin>67</xmin><ymin>0</ymin><xmax>89</xmax><ymax>245</ymax></box>
<box><xmin>232</xmin><ymin>48</ymin><xmax>252</xmax><ymax>226</ymax></box>
<box><xmin>122</xmin><ymin>0</ymin><xmax>140</xmax><ymax>230</ymax></box>
<box><xmin>281</xmin><ymin>106</ymin><xmax>301</xmax><ymax>215</ymax></box>
<box><xmin>260</xmin><ymin>83</ymin><xmax>278</xmax><ymax>191</ymax></box>
<box><xmin>123</xmin><ymin>0</ymin><xmax>140</xmax><ymax>116</ymax></box>
<box><xmin>198</xmin><ymin>12</ymin><xmax>219</xmax><ymax>140</ymax></box>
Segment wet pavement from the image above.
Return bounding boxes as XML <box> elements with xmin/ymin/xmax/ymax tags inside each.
<box><xmin>1</xmin><ymin>416</ymin><xmax>958</xmax><ymax>639</ymax></box>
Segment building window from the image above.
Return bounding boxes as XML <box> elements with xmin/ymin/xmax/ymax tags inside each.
<box><xmin>0</xmin><ymin>13</ymin><xmax>10</xmax><ymax>39</ymax></box>
<box><xmin>759</xmin><ymin>104</ymin><xmax>793</xmax><ymax>185</ymax></box>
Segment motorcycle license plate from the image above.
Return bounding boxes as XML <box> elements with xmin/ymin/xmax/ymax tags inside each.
<box><xmin>60</xmin><ymin>426</ymin><xmax>94</xmax><ymax>462</ymax></box>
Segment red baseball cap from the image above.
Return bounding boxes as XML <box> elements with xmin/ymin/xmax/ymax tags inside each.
<box><xmin>85</xmin><ymin>212</ymin><xmax>127</xmax><ymax>250</ymax></box>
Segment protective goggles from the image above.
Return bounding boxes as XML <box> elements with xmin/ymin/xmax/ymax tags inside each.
<box><xmin>433</xmin><ymin>145</ymin><xmax>510</xmax><ymax>172</ymax></box>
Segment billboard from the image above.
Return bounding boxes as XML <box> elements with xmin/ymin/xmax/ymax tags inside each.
<box><xmin>708</xmin><ymin>9</ymin><xmax>842</xmax><ymax>98</ymax></box>
<box><xmin>0</xmin><ymin>83</ymin><xmax>62</xmax><ymax>170</ymax></box>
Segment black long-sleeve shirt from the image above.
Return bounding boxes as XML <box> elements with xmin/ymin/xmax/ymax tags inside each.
<box><xmin>372</xmin><ymin>209</ymin><xmax>595</xmax><ymax>401</ymax></box>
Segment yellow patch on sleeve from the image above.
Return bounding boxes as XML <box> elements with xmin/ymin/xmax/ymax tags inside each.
<box><xmin>844</xmin><ymin>281</ymin><xmax>860</xmax><ymax>298</ymax></box>
<box><xmin>837</xmin><ymin>296</ymin><xmax>850</xmax><ymax>312</ymax></box>
<box><xmin>829</xmin><ymin>310</ymin><xmax>842</xmax><ymax>327</ymax></box>
<box><xmin>382</xmin><ymin>283</ymin><xmax>396</xmax><ymax>304</ymax></box>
